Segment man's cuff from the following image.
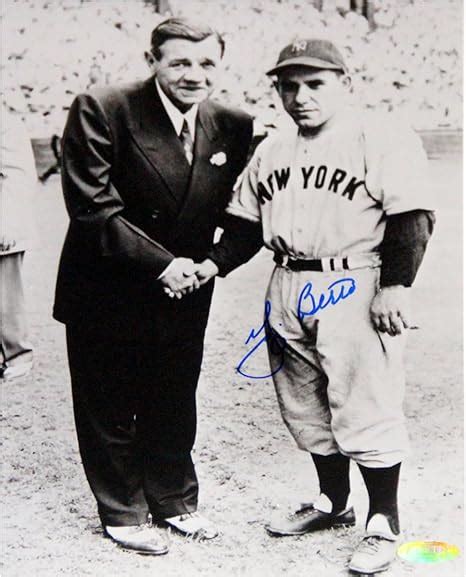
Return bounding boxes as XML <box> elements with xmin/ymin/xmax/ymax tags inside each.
<box><xmin>157</xmin><ymin>258</ymin><xmax>175</xmax><ymax>280</ymax></box>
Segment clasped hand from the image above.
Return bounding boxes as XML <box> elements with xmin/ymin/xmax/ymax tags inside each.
<box><xmin>160</xmin><ymin>258</ymin><xmax>219</xmax><ymax>299</ymax></box>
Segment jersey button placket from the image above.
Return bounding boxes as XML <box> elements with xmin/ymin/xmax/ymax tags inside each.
<box><xmin>296</xmin><ymin>140</ymin><xmax>310</xmax><ymax>253</ymax></box>
<box><xmin>291</xmin><ymin>137</ymin><xmax>306</xmax><ymax>257</ymax></box>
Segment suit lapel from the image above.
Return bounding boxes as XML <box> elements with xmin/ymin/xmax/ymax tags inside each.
<box><xmin>128</xmin><ymin>77</ymin><xmax>191</xmax><ymax>206</ymax></box>
<box><xmin>172</xmin><ymin>102</ymin><xmax>222</xmax><ymax>236</ymax></box>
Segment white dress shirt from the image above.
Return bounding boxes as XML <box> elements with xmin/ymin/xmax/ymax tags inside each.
<box><xmin>155</xmin><ymin>79</ymin><xmax>198</xmax><ymax>140</ymax></box>
<box><xmin>155</xmin><ymin>79</ymin><xmax>198</xmax><ymax>281</ymax></box>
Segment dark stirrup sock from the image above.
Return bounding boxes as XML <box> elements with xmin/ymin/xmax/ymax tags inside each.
<box><xmin>358</xmin><ymin>462</ymin><xmax>401</xmax><ymax>535</ymax></box>
<box><xmin>311</xmin><ymin>453</ymin><xmax>351</xmax><ymax>514</ymax></box>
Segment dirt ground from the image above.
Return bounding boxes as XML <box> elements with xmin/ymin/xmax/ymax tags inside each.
<box><xmin>1</xmin><ymin>157</ymin><xmax>463</xmax><ymax>576</ymax></box>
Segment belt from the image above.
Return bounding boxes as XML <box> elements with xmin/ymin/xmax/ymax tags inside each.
<box><xmin>273</xmin><ymin>253</ymin><xmax>381</xmax><ymax>272</ymax></box>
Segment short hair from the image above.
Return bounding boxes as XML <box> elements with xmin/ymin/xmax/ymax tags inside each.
<box><xmin>150</xmin><ymin>17</ymin><xmax>225</xmax><ymax>59</ymax></box>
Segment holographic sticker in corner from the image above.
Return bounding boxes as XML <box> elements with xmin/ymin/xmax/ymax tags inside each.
<box><xmin>397</xmin><ymin>541</ymin><xmax>460</xmax><ymax>564</ymax></box>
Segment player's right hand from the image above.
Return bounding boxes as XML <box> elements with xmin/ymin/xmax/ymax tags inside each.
<box><xmin>370</xmin><ymin>285</ymin><xmax>412</xmax><ymax>336</ymax></box>
<box><xmin>194</xmin><ymin>259</ymin><xmax>219</xmax><ymax>286</ymax></box>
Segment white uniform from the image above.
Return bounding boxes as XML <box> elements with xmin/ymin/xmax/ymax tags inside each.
<box><xmin>226</xmin><ymin>109</ymin><xmax>434</xmax><ymax>467</ymax></box>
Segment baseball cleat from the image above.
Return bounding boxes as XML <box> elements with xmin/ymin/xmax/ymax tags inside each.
<box><xmin>348</xmin><ymin>514</ymin><xmax>399</xmax><ymax>574</ymax></box>
<box><xmin>265</xmin><ymin>503</ymin><xmax>356</xmax><ymax>536</ymax></box>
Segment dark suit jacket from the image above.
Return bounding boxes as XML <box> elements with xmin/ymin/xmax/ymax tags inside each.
<box><xmin>53</xmin><ymin>76</ymin><xmax>252</xmax><ymax>334</ymax></box>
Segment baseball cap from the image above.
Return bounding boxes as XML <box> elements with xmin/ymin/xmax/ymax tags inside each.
<box><xmin>266</xmin><ymin>38</ymin><xmax>347</xmax><ymax>76</ymax></box>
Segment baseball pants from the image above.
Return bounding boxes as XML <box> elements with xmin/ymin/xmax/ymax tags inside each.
<box><xmin>266</xmin><ymin>265</ymin><xmax>408</xmax><ymax>468</ymax></box>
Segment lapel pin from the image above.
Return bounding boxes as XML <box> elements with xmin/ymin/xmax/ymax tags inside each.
<box><xmin>209</xmin><ymin>151</ymin><xmax>227</xmax><ymax>166</ymax></box>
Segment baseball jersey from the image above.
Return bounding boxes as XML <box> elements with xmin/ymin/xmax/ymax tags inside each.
<box><xmin>226</xmin><ymin>108</ymin><xmax>434</xmax><ymax>260</ymax></box>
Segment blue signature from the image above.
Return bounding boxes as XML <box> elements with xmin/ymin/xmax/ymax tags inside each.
<box><xmin>237</xmin><ymin>278</ymin><xmax>357</xmax><ymax>379</ymax></box>
<box><xmin>297</xmin><ymin>278</ymin><xmax>356</xmax><ymax>320</ymax></box>
<box><xmin>236</xmin><ymin>300</ymin><xmax>287</xmax><ymax>379</ymax></box>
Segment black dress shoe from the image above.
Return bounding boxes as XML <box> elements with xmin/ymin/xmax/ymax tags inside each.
<box><xmin>104</xmin><ymin>524</ymin><xmax>169</xmax><ymax>555</ymax></box>
<box><xmin>265</xmin><ymin>503</ymin><xmax>356</xmax><ymax>536</ymax></box>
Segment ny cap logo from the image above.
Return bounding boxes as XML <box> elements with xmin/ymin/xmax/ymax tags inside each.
<box><xmin>291</xmin><ymin>40</ymin><xmax>308</xmax><ymax>53</ymax></box>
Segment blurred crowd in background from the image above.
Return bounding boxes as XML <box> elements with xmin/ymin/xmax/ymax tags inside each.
<box><xmin>1</xmin><ymin>0</ymin><xmax>462</xmax><ymax>137</ymax></box>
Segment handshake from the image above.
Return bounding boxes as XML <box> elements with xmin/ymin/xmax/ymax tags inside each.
<box><xmin>159</xmin><ymin>257</ymin><xmax>219</xmax><ymax>299</ymax></box>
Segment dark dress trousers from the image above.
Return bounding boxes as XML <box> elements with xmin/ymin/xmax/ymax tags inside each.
<box><xmin>53</xmin><ymin>76</ymin><xmax>252</xmax><ymax>526</ymax></box>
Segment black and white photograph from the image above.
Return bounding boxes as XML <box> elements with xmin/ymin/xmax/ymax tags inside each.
<box><xmin>0</xmin><ymin>0</ymin><xmax>463</xmax><ymax>575</ymax></box>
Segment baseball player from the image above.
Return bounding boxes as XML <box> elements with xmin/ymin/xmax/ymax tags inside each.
<box><xmin>195</xmin><ymin>39</ymin><xmax>435</xmax><ymax>574</ymax></box>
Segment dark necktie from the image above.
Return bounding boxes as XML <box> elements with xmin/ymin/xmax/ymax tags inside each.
<box><xmin>179</xmin><ymin>119</ymin><xmax>193</xmax><ymax>165</ymax></box>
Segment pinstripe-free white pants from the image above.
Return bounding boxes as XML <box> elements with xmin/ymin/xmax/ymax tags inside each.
<box><xmin>266</xmin><ymin>265</ymin><xmax>408</xmax><ymax>468</ymax></box>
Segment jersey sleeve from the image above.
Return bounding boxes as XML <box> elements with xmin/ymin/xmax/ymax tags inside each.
<box><xmin>380</xmin><ymin>209</ymin><xmax>435</xmax><ymax>287</ymax></box>
<box><xmin>365</xmin><ymin>117</ymin><xmax>435</xmax><ymax>215</ymax></box>
<box><xmin>225</xmin><ymin>145</ymin><xmax>262</xmax><ymax>223</ymax></box>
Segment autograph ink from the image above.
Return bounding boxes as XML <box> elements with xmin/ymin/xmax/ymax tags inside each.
<box><xmin>297</xmin><ymin>278</ymin><xmax>357</xmax><ymax>320</ymax></box>
<box><xmin>238</xmin><ymin>279</ymin><xmax>357</xmax><ymax>378</ymax></box>
<box><xmin>236</xmin><ymin>300</ymin><xmax>286</xmax><ymax>379</ymax></box>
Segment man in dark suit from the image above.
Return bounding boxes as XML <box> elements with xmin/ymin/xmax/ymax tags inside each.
<box><xmin>53</xmin><ymin>18</ymin><xmax>252</xmax><ymax>555</ymax></box>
